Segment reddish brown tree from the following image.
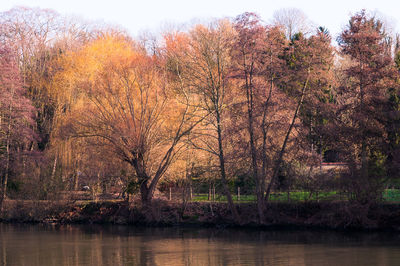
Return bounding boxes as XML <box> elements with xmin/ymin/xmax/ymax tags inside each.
<box><xmin>337</xmin><ymin>10</ymin><xmax>397</xmax><ymax>202</ymax></box>
<box><xmin>263</xmin><ymin>29</ymin><xmax>334</xmax><ymax>203</ymax></box>
<box><xmin>231</xmin><ymin>12</ymin><xmax>287</xmax><ymax>222</ymax></box>
<box><xmin>0</xmin><ymin>44</ymin><xmax>34</xmax><ymax>210</ymax></box>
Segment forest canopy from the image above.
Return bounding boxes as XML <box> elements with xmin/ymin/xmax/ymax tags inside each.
<box><xmin>1</xmin><ymin>7</ymin><xmax>400</xmax><ymax>222</ymax></box>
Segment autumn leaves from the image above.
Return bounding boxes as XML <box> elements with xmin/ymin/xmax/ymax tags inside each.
<box><xmin>1</xmin><ymin>7</ymin><xmax>398</xmax><ymax>219</ymax></box>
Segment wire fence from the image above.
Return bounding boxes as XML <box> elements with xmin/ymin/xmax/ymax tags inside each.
<box><xmin>162</xmin><ymin>187</ymin><xmax>400</xmax><ymax>203</ymax></box>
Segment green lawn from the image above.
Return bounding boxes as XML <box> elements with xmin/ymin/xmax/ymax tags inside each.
<box><xmin>383</xmin><ymin>189</ymin><xmax>400</xmax><ymax>202</ymax></box>
<box><xmin>193</xmin><ymin>194</ymin><xmax>255</xmax><ymax>202</ymax></box>
<box><xmin>192</xmin><ymin>191</ymin><xmax>338</xmax><ymax>203</ymax></box>
<box><xmin>190</xmin><ymin>189</ymin><xmax>400</xmax><ymax>203</ymax></box>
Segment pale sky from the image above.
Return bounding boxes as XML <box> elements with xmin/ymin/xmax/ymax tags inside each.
<box><xmin>1</xmin><ymin>0</ymin><xmax>400</xmax><ymax>41</ymax></box>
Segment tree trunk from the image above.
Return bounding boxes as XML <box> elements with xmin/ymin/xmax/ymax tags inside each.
<box><xmin>0</xmin><ymin>141</ymin><xmax>10</xmax><ymax>212</ymax></box>
<box><xmin>51</xmin><ymin>155</ymin><xmax>58</xmax><ymax>182</ymax></box>
<box><xmin>0</xmin><ymin>143</ymin><xmax>10</xmax><ymax>211</ymax></box>
<box><xmin>216</xmin><ymin>112</ymin><xmax>241</xmax><ymax>223</ymax></box>
<box><xmin>248</xmin><ymin>99</ymin><xmax>265</xmax><ymax>223</ymax></box>
<box><xmin>130</xmin><ymin>157</ymin><xmax>154</xmax><ymax>205</ymax></box>
<box><xmin>0</xmin><ymin>90</ymin><xmax>14</xmax><ymax>212</ymax></box>
<box><xmin>246</xmin><ymin>79</ymin><xmax>265</xmax><ymax>223</ymax></box>
<box><xmin>140</xmin><ymin>181</ymin><xmax>151</xmax><ymax>204</ymax></box>
<box><xmin>73</xmin><ymin>170</ymin><xmax>79</xmax><ymax>191</ymax></box>
<box><xmin>265</xmin><ymin>72</ymin><xmax>310</xmax><ymax>203</ymax></box>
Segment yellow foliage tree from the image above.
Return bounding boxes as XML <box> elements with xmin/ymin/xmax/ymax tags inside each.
<box><xmin>52</xmin><ymin>34</ymin><xmax>202</xmax><ymax>203</ymax></box>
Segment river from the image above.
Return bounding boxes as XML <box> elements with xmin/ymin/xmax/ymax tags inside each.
<box><xmin>1</xmin><ymin>224</ymin><xmax>400</xmax><ymax>265</ymax></box>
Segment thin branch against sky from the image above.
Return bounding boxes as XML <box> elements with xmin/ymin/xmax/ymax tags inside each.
<box><xmin>1</xmin><ymin>0</ymin><xmax>399</xmax><ymax>41</ymax></box>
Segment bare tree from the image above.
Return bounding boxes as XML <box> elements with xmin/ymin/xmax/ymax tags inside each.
<box><xmin>164</xmin><ymin>20</ymin><xmax>241</xmax><ymax>222</ymax></box>
<box><xmin>272</xmin><ymin>8</ymin><xmax>313</xmax><ymax>40</ymax></box>
<box><xmin>0</xmin><ymin>44</ymin><xmax>34</xmax><ymax>211</ymax></box>
<box><xmin>231</xmin><ymin>12</ymin><xmax>287</xmax><ymax>223</ymax></box>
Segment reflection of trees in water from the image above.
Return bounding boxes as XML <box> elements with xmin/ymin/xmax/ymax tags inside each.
<box><xmin>1</xmin><ymin>224</ymin><xmax>400</xmax><ymax>265</ymax></box>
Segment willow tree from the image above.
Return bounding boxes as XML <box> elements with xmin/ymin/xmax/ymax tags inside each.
<box><xmin>0</xmin><ymin>7</ymin><xmax>102</xmax><ymax>194</ymax></box>
<box><xmin>53</xmin><ymin>35</ymin><xmax>202</xmax><ymax>204</ymax></box>
<box><xmin>0</xmin><ymin>7</ymin><xmax>65</xmax><ymax>152</ymax></box>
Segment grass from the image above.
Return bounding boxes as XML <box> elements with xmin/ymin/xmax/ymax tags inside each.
<box><xmin>383</xmin><ymin>189</ymin><xmax>400</xmax><ymax>202</ymax></box>
<box><xmin>190</xmin><ymin>189</ymin><xmax>400</xmax><ymax>203</ymax></box>
<box><xmin>192</xmin><ymin>191</ymin><xmax>339</xmax><ymax>203</ymax></box>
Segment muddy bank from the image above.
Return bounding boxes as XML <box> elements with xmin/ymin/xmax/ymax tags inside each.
<box><xmin>2</xmin><ymin>200</ymin><xmax>400</xmax><ymax>231</ymax></box>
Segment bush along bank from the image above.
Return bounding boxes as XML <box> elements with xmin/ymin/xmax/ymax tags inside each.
<box><xmin>2</xmin><ymin>200</ymin><xmax>400</xmax><ymax>231</ymax></box>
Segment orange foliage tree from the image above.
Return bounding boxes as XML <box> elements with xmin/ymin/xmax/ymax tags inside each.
<box><xmin>52</xmin><ymin>34</ymin><xmax>203</xmax><ymax>204</ymax></box>
<box><xmin>164</xmin><ymin>20</ymin><xmax>242</xmax><ymax>222</ymax></box>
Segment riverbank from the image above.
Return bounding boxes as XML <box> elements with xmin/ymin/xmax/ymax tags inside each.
<box><xmin>2</xmin><ymin>199</ymin><xmax>400</xmax><ymax>231</ymax></box>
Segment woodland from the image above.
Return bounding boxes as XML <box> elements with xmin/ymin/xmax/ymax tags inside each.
<box><xmin>1</xmin><ymin>7</ymin><xmax>400</xmax><ymax>224</ymax></box>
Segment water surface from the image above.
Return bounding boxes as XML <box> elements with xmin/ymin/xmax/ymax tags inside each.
<box><xmin>1</xmin><ymin>224</ymin><xmax>400</xmax><ymax>265</ymax></box>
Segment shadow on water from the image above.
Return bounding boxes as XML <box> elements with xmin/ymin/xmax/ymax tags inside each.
<box><xmin>2</xmin><ymin>223</ymin><xmax>400</xmax><ymax>265</ymax></box>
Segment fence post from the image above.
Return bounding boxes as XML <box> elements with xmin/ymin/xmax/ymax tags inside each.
<box><xmin>190</xmin><ymin>186</ymin><xmax>193</xmax><ymax>201</ymax></box>
<box><xmin>169</xmin><ymin>187</ymin><xmax>172</xmax><ymax>201</ymax></box>
<box><xmin>237</xmin><ymin>187</ymin><xmax>240</xmax><ymax>202</ymax></box>
<box><xmin>212</xmin><ymin>185</ymin><xmax>215</xmax><ymax>202</ymax></box>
